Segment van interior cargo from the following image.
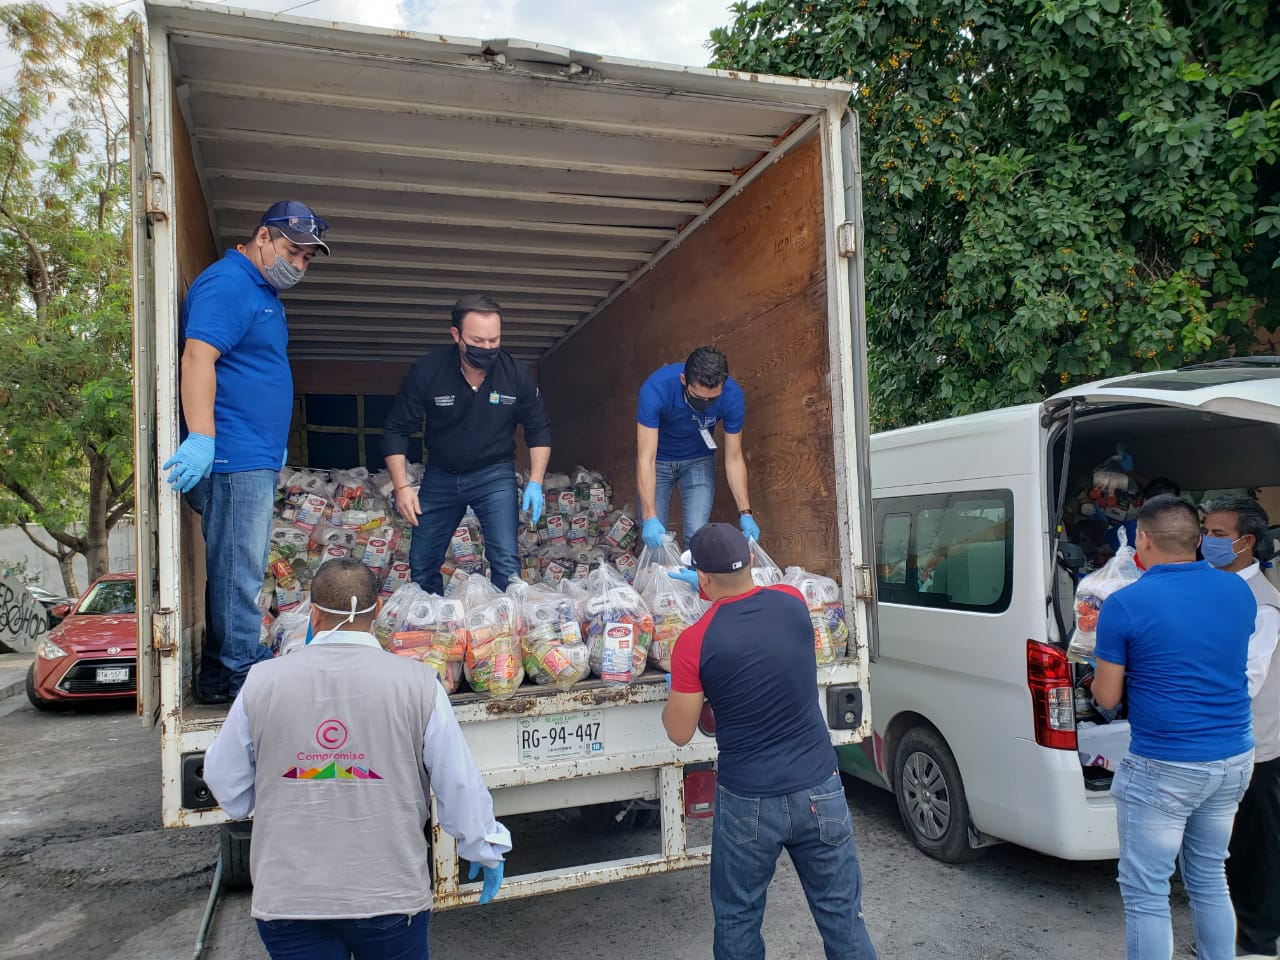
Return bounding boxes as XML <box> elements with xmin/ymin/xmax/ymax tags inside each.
<box><xmin>1048</xmin><ymin>399</ymin><xmax>1280</xmax><ymax>787</ymax></box>
<box><xmin>147</xmin><ymin>8</ymin><xmax>864</xmax><ymax>709</ymax></box>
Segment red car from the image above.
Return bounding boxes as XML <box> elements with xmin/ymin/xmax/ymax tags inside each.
<box><xmin>25</xmin><ymin>573</ymin><xmax>137</xmax><ymax>710</ymax></box>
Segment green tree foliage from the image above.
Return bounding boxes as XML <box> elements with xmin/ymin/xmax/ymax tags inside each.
<box><xmin>0</xmin><ymin>3</ymin><xmax>137</xmax><ymax>594</ymax></box>
<box><xmin>709</xmin><ymin>0</ymin><xmax>1280</xmax><ymax>428</ymax></box>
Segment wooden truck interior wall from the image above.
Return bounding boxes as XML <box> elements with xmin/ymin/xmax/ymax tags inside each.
<box><xmin>540</xmin><ymin>134</ymin><xmax>839</xmax><ymax>577</ymax></box>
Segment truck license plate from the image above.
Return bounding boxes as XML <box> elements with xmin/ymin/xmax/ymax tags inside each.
<box><xmin>96</xmin><ymin>667</ymin><xmax>130</xmax><ymax>683</ymax></box>
<box><xmin>517</xmin><ymin>711</ymin><xmax>604</xmax><ymax>763</ymax></box>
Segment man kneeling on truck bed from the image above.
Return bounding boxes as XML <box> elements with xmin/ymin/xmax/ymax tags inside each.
<box><xmin>164</xmin><ymin>201</ymin><xmax>330</xmax><ymax>703</ymax></box>
<box><xmin>662</xmin><ymin>524</ymin><xmax>877</xmax><ymax>960</ymax></box>
<box><xmin>204</xmin><ymin>557</ymin><xmax>510</xmax><ymax>958</ymax></box>
<box><xmin>382</xmin><ymin>294</ymin><xmax>552</xmax><ymax>593</ymax></box>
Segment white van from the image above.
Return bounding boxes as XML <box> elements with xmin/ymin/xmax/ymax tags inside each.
<box><xmin>838</xmin><ymin>358</ymin><xmax>1280</xmax><ymax>862</ymax></box>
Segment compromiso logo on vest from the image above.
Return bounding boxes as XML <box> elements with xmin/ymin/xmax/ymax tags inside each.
<box><xmin>316</xmin><ymin>718</ymin><xmax>348</xmax><ymax>750</ymax></box>
<box><xmin>278</xmin><ymin>717</ymin><xmax>383</xmax><ymax>782</ymax></box>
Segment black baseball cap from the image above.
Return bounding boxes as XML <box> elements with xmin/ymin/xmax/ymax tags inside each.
<box><xmin>259</xmin><ymin>200</ymin><xmax>330</xmax><ymax>255</ymax></box>
<box><xmin>680</xmin><ymin>523</ymin><xmax>751</xmax><ymax>574</ymax></box>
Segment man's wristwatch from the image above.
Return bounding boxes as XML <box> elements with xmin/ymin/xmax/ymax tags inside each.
<box><xmin>739</xmin><ymin>509</ymin><xmax>753</xmax><ymax>517</ymax></box>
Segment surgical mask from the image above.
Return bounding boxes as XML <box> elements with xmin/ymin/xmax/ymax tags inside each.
<box><xmin>685</xmin><ymin>389</ymin><xmax>714</xmax><ymax>413</ymax></box>
<box><xmin>1202</xmin><ymin>535</ymin><xmax>1246</xmax><ymax>569</ymax></box>
<box><xmin>262</xmin><ymin>242</ymin><xmax>305</xmax><ymax>291</ymax></box>
<box><xmin>463</xmin><ymin>343</ymin><xmax>500</xmax><ymax>372</ymax></box>
<box><xmin>308</xmin><ymin>595</ymin><xmax>378</xmax><ymax>645</ymax></box>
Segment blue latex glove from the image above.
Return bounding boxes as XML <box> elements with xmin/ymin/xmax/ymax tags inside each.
<box><xmin>467</xmin><ymin>860</ymin><xmax>504</xmax><ymax>905</ymax></box>
<box><xmin>281</xmin><ymin>450</ymin><xmax>288</xmax><ymax>470</ymax></box>
<box><xmin>162</xmin><ymin>433</ymin><xmax>215</xmax><ymax>493</ymax></box>
<box><xmin>739</xmin><ymin>514</ymin><xmax>760</xmax><ymax>542</ymax></box>
<box><xmin>642</xmin><ymin>517</ymin><xmax>667</xmax><ymax>548</ymax></box>
<box><xmin>522</xmin><ymin>481</ymin><xmax>543</xmax><ymax>524</ymax></box>
<box><xmin>668</xmin><ymin>567</ymin><xmax>700</xmax><ymax>588</ymax></box>
<box><xmin>665</xmin><ymin>672</ymin><xmax>672</xmax><ymax>689</ymax></box>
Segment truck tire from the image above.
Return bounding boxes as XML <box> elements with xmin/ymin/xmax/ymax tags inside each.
<box><xmin>892</xmin><ymin>726</ymin><xmax>984</xmax><ymax>863</ymax></box>
<box><xmin>25</xmin><ymin>665</ymin><xmax>55</xmax><ymax>711</ymax></box>
<box><xmin>220</xmin><ymin>821</ymin><xmax>253</xmax><ymax>890</ymax></box>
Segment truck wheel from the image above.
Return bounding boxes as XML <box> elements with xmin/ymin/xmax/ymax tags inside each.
<box><xmin>220</xmin><ymin>821</ymin><xmax>253</xmax><ymax>890</ymax></box>
<box><xmin>25</xmin><ymin>665</ymin><xmax>55</xmax><ymax>711</ymax></box>
<box><xmin>892</xmin><ymin>726</ymin><xmax>983</xmax><ymax>863</ymax></box>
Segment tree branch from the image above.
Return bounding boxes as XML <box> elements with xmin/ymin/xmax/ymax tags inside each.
<box><xmin>18</xmin><ymin>522</ymin><xmax>72</xmax><ymax>561</ymax></box>
<box><xmin>106</xmin><ymin>496</ymin><xmax>133</xmax><ymax>529</ymax></box>
<box><xmin>0</xmin><ymin>200</ymin><xmax>51</xmax><ymax>312</ymax></box>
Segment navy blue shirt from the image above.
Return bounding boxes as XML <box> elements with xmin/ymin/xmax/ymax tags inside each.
<box><xmin>637</xmin><ymin>363</ymin><xmax>745</xmax><ymax>462</ymax></box>
<box><xmin>671</xmin><ymin>585</ymin><xmax>835</xmax><ymax>796</ymax></box>
<box><xmin>181</xmin><ymin>250</ymin><xmax>292</xmax><ymax>473</ymax></box>
<box><xmin>1095</xmin><ymin>561</ymin><xmax>1255</xmax><ymax>762</ymax></box>
<box><xmin>382</xmin><ymin>347</ymin><xmax>551</xmax><ymax>474</ymax></box>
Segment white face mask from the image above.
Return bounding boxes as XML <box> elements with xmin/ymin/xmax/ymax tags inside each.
<box><xmin>309</xmin><ymin>595</ymin><xmax>377</xmax><ymax>645</ymax></box>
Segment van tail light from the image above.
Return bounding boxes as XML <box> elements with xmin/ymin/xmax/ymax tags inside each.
<box><xmin>1027</xmin><ymin>640</ymin><xmax>1077</xmax><ymax>750</ymax></box>
<box><xmin>684</xmin><ymin>765</ymin><xmax>716</xmax><ymax>819</ymax></box>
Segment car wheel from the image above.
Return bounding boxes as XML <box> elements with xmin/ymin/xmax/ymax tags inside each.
<box><xmin>24</xmin><ymin>665</ymin><xmax>56</xmax><ymax>712</ymax></box>
<box><xmin>892</xmin><ymin>726</ymin><xmax>983</xmax><ymax>863</ymax></box>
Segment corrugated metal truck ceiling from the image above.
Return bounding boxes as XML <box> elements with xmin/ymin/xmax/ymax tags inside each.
<box><xmin>150</xmin><ymin>0</ymin><xmax>853</xmax><ymax>363</ymax></box>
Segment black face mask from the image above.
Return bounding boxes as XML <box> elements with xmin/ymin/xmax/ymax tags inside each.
<box><xmin>463</xmin><ymin>343</ymin><xmax>500</xmax><ymax>372</ymax></box>
<box><xmin>685</xmin><ymin>389</ymin><xmax>714</xmax><ymax>413</ymax></box>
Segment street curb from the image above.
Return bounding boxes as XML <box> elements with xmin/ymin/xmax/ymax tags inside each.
<box><xmin>0</xmin><ymin>677</ymin><xmax>25</xmax><ymax>702</ymax></box>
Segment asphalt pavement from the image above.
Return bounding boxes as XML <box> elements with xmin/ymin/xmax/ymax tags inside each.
<box><xmin>2</xmin><ymin>691</ymin><xmax>1209</xmax><ymax>960</ymax></box>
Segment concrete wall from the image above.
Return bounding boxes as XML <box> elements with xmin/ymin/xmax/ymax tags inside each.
<box><xmin>0</xmin><ymin>524</ymin><xmax>136</xmax><ymax>596</ymax></box>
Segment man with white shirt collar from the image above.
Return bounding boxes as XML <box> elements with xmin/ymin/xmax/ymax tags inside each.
<box><xmin>1203</xmin><ymin>497</ymin><xmax>1280</xmax><ymax>960</ymax></box>
<box><xmin>204</xmin><ymin>557</ymin><xmax>510</xmax><ymax>959</ymax></box>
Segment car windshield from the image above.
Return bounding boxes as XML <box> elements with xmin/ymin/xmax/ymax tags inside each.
<box><xmin>77</xmin><ymin>580</ymin><xmax>136</xmax><ymax>615</ymax></box>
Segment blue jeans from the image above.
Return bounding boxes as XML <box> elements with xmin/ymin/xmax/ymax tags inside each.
<box><xmin>710</xmin><ymin>772</ymin><xmax>878</xmax><ymax>960</ymax></box>
<box><xmin>1112</xmin><ymin>750</ymin><xmax>1254</xmax><ymax>960</ymax></box>
<box><xmin>654</xmin><ymin>456</ymin><xmax>716</xmax><ymax>543</ymax></box>
<box><xmin>409</xmin><ymin>462</ymin><xmax>518</xmax><ymax>594</ymax></box>
<box><xmin>187</xmin><ymin>469</ymin><xmax>276</xmax><ymax>697</ymax></box>
<box><xmin>256</xmin><ymin>911</ymin><xmax>430</xmax><ymax>960</ymax></box>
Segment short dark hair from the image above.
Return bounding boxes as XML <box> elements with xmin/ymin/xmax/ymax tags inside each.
<box><xmin>1143</xmin><ymin>477</ymin><xmax>1181</xmax><ymax>499</ymax></box>
<box><xmin>451</xmin><ymin>294</ymin><xmax>503</xmax><ymax>331</ymax></box>
<box><xmin>1203</xmin><ymin>496</ymin><xmax>1273</xmax><ymax>560</ymax></box>
<box><xmin>684</xmin><ymin>346</ymin><xmax>728</xmax><ymax>389</ymax></box>
<box><xmin>311</xmin><ymin>558</ymin><xmax>378</xmax><ymax>616</ymax></box>
<box><xmin>1137</xmin><ymin>494</ymin><xmax>1201</xmax><ymax>555</ymax></box>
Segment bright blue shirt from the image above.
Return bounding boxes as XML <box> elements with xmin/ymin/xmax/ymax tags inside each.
<box><xmin>181</xmin><ymin>250</ymin><xmax>292</xmax><ymax>473</ymax></box>
<box><xmin>1095</xmin><ymin>561</ymin><xmax>1255</xmax><ymax>762</ymax></box>
<box><xmin>636</xmin><ymin>362</ymin><xmax>745</xmax><ymax>462</ymax></box>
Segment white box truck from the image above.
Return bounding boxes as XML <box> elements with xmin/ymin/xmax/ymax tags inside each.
<box><xmin>130</xmin><ymin>0</ymin><xmax>877</xmax><ymax>906</ymax></box>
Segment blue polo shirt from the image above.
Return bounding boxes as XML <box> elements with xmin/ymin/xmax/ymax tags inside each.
<box><xmin>671</xmin><ymin>585</ymin><xmax>835</xmax><ymax>796</ymax></box>
<box><xmin>181</xmin><ymin>250</ymin><xmax>292</xmax><ymax>473</ymax></box>
<box><xmin>1095</xmin><ymin>561</ymin><xmax>1255</xmax><ymax>762</ymax></box>
<box><xmin>637</xmin><ymin>363</ymin><xmax>745</xmax><ymax>462</ymax></box>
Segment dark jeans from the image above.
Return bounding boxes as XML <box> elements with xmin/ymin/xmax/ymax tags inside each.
<box><xmin>1227</xmin><ymin>755</ymin><xmax>1280</xmax><ymax>956</ymax></box>
<box><xmin>256</xmin><ymin>912</ymin><xmax>430</xmax><ymax>960</ymax></box>
<box><xmin>186</xmin><ymin>470</ymin><xmax>276</xmax><ymax>697</ymax></box>
<box><xmin>409</xmin><ymin>461</ymin><xmax>518</xmax><ymax>594</ymax></box>
<box><xmin>710</xmin><ymin>771</ymin><xmax>878</xmax><ymax>960</ymax></box>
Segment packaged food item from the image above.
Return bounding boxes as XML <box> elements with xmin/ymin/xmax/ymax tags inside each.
<box><xmin>464</xmin><ymin>593</ymin><xmax>523</xmax><ymax>700</ymax></box>
<box><xmin>373</xmin><ymin>582</ymin><xmax>421</xmax><ymax>649</ymax></box>
<box><xmin>545</xmin><ymin>514</ymin><xmax>568</xmax><ymax>547</ymax></box>
<box><xmin>749</xmin><ymin>540</ymin><xmax>784</xmax><ymax>587</ymax></box>
<box><xmin>782</xmin><ymin>566</ymin><xmax>849</xmax><ymax>664</ymax></box>
<box><xmin>603</xmin><ymin>508</ymin><xmax>638</xmax><ymax>551</ymax></box>
<box><xmin>391</xmin><ymin>590</ymin><xmax>466</xmax><ymax>693</ymax></box>
<box><xmin>1068</xmin><ymin>529</ymin><xmax>1142</xmax><ymax>663</ymax></box>
<box><xmin>516</xmin><ymin>584</ymin><xmax>589</xmax><ymax>689</ymax></box>
<box><xmin>269</xmin><ymin>519</ymin><xmax>310</xmax><ymax>558</ymax></box>
<box><xmin>294</xmin><ymin>493</ymin><xmax>329</xmax><ymax>533</ymax></box>
<box><xmin>331</xmin><ymin>467</ymin><xmax>370</xmax><ymax>510</ymax></box>
<box><xmin>380</xmin><ymin>561</ymin><xmax>412</xmax><ymax>597</ymax></box>
<box><xmin>584</xmin><ymin>563</ymin><xmax>655</xmax><ymax>686</ymax></box>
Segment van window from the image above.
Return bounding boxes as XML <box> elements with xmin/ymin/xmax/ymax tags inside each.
<box><xmin>874</xmin><ymin>490</ymin><xmax>1014</xmax><ymax>612</ymax></box>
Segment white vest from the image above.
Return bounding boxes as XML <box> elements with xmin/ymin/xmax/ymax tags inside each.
<box><xmin>1246</xmin><ymin>571</ymin><xmax>1280</xmax><ymax>764</ymax></box>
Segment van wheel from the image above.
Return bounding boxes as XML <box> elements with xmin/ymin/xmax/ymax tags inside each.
<box><xmin>892</xmin><ymin>727</ymin><xmax>983</xmax><ymax>863</ymax></box>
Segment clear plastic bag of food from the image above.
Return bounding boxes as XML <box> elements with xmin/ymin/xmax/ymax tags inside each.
<box><xmin>782</xmin><ymin>566</ymin><xmax>849</xmax><ymax>664</ymax></box>
<box><xmin>634</xmin><ymin>533</ymin><xmax>684</xmax><ymax>598</ymax></box>
<box><xmin>518</xmin><ymin>584</ymin><xmax>590</xmax><ymax>689</ymax></box>
<box><xmin>464</xmin><ymin>593</ymin><xmax>523</xmax><ymax>699</ymax></box>
<box><xmin>1068</xmin><ymin>528</ymin><xmax>1143</xmax><ymax>663</ymax></box>
<box><xmin>640</xmin><ymin>565</ymin><xmax>706</xmax><ymax>671</ymax></box>
<box><xmin>584</xmin><ymin>563</ymin><xmax>655</xmax><ymax>686</ymax></box>
<box><xmin>749</xmin><ymin>540</ymin><xmax>784</xmax><ymax>587</ymax></box>
<box><xmin>270</xmin><ymin>601</ymin><xmax>312</xmax><ymax>656</ymax></box>
<box><xmin>390</xmin><ymin>589</ymin><xmax>466</xmax><ymax>694</ymax></box>
<box><xmin>373</xmin><ymin>582</ymin><xmax>422</xmax><ymax>649</ymax></box>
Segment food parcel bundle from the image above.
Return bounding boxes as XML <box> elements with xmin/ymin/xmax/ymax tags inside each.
<box><xmin>514</xmin><ymin>582</ymin><xmax>590</xmax><ymax>689</ymax></box>
<box><xmin>373</xmin><ymin>583</ymin><xmax>419</xmax><ymax>648</ymax></box>
<box><xmin>1067</xmin><ymin>528</ymin><xmax>1142</xmax><ymax>663</ymax></box>
<box><xmin>749</xmin><ymin>540</ymin><xmax>784</xmax><ymax>587</ymax></box>
<box><xmin>572</xmin><ymin>467</ymin><xmax>612</xmax><ymax>519</ymax></box>
<box><xmin>783</xmin><ymin>566</ymin><xmax>850</xmax><ymax>663</ymax></box>
<box><xmin>584</xmin><ymin>563</ymin><xmax>655</xmax><ymax>686</ymax></box>
<box><xmin>458</xmin><ymin>575</ymin><xmax>523</xmax><ymax>699</ymax></box>
<box><xmin>269</xmin><ymin>601</ymin><xmax>312</xmax><ymax>656</ymax></box>
<box><xmin>633</xmin><ymin>534</ymin><xmax>683</xmax><ymax>598</ymax></box>
<box><xmin>640</xmin><ymin>571</ymin><xmax>705</xmax><ymax>672</ymax></box>
<box><xmin>387</xmin><ymin>586</ymin><xmax>466</xmax><ymax>693</ymax></box>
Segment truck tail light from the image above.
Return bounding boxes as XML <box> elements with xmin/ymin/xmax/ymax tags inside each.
<box><xmin>684</xmin><ymin>766</ymin><xmax>716</xmax><ymax>819</ymax></box>
<box><xmin>1027</xmin><ymin>640</ymin><xmax>1077</xmax><ymax>751</ymax></box>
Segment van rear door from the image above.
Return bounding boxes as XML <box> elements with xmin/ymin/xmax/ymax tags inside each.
<box><xmin>1044</xmin><ymin>359</ymin><xmax>1280</xmax><ymax>425</ymax></box>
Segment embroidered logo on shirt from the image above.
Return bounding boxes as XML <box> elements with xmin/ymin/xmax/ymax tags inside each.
<box><xmin>499</xmin><ymin>394</ymin><xmax>517</xmax><ymax>405</ymax></box>
<box><xmin>434</xmin><ymin>395</ymin><xmax>455</xmax><ymax>407</ymax></box>
<box><xmin>489</xmin><ymin>391</ymin><xmax>501</xmax><ymax>405</ymax></box>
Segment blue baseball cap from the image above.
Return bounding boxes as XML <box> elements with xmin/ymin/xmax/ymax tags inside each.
<box><xmin>259</xmin><ymin>200</ymin><xmax>330</xmax><ymax>255</ymax></box>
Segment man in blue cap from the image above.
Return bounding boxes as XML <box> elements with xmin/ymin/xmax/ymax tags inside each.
<box><xmin>164</xmin><ymin>201</ymin><xmax>330</xmax><ymax>703</ymax></box>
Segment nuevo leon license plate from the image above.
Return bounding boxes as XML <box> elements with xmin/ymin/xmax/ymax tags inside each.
<box><xmin>96</xmin><ymin>666</ymin><xmax>130</xmax><ymax>683</ymax></box>
<box><xmin>517</xmin><ymin>711</ymin><xmax>604</xmax><ymax>763</ymax></box>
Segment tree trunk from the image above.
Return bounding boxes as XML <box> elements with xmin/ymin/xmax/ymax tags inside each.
<box><xmin>84</xmin><ymin>448</ymin><xmax>112</xmax><ymax>583</ymax></box>
<box><xmin>59</xmin><ymin>555</ymin><xmax>80</xmax><ymax>598</ymax></box>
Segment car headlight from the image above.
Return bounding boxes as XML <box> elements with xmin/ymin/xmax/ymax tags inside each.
<box><xmin>36</xmin><ymin>636</ymin><xmax>69</xmax><ymax>660</ymax></box>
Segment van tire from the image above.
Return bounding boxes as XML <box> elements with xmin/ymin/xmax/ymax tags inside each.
<box><xmin>892</xmin><ymin>727</ymin><xmax>983</xmax><ymax>863</ymax></box>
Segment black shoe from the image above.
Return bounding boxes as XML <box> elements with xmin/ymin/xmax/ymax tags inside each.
<box><xmin>195</xmin><ymin>689</ymin><xmax>232</xmax><ymax>705</ymax></box>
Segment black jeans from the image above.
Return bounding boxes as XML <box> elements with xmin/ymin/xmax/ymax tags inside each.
<box><xmin>1227</xmin><ymin>755</ymin><xmax>1280</xmax><ymax>955</ymax></box>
